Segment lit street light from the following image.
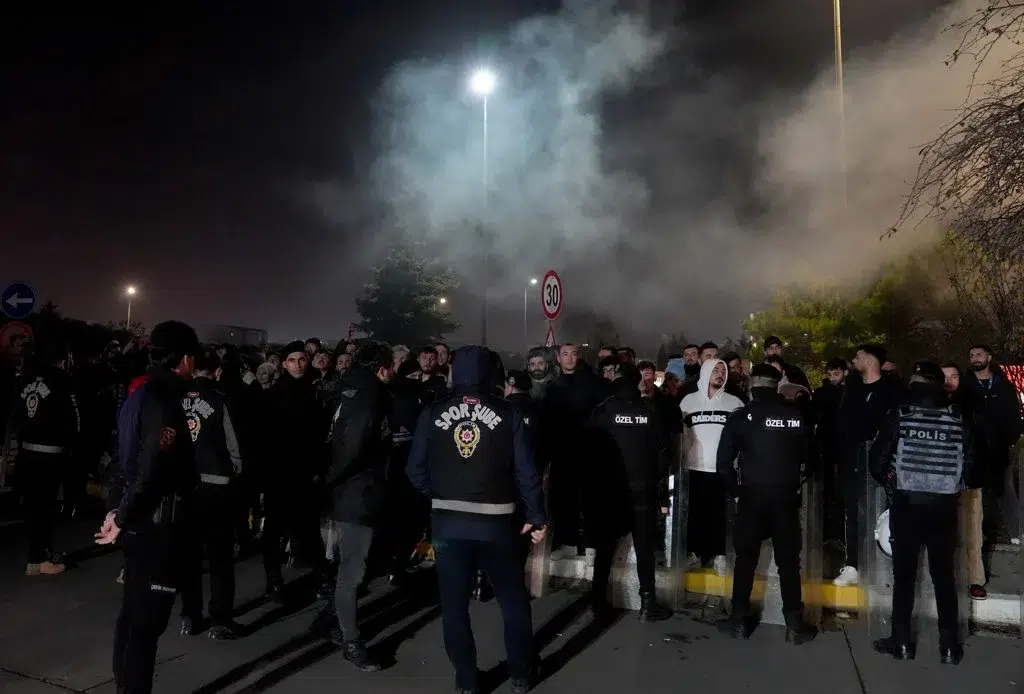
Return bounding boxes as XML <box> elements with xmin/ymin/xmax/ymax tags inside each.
<box><xmin>523</xmin><ymin>278</ymin><xmax>538</xmax><ymax>350</ymax></box>
<box><xmin>125</xmin><ymin>285</ymin><xmax>137</xmax><ymax>326</ymax></box>
<box><xmin>469</xmin><ymin>67</ymin><xmax>496</xmax><ymax>346</ymax></box>
<box><xmin>438</xmin><ymin>297</ymin><xmax>448</xmax><ymax>305</ymax></box>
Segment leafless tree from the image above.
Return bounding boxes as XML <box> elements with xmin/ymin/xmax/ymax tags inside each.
<box><xmin>895</xmin><ymin>1</ymin><xmax>1024</xmax><ymax>259</ymax></box>
<box><xmin>940</xmin><ymin>231</ymin><xmax>1024</xmax><ymax>359</ymax></box>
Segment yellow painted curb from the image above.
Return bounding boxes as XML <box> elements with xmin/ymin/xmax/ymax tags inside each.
<box><xmin>684</xmin><ymin>569</ymin><xmax>863</xmax><ymax>610</ymax></box>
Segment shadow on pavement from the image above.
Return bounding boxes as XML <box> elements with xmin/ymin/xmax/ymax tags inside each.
<box><xmin>477</xmin><ymin>593</ymin><xmax>623</xmax><ymax>694</ymax></box>
<box><xmin>192</xmin><ymin>570</ymin><xmax>442</xmax><ymax>693</ymax></box>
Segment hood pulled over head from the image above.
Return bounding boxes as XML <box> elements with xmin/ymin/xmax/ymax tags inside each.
<box><xmin>697</xmin><ymin>359</ymin><xmax>727</xmax><ymax>401</ymax></box>
<box><xmin>451</xmin><ymin>346</ymin><xmax>496</xmax><ymax>391</ymax></box>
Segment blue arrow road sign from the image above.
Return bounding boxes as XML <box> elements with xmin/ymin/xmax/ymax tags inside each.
<box><xmin>2</xmin><ymin>282</ymin><xmax>36</xmax><ymax>319</ymax></box>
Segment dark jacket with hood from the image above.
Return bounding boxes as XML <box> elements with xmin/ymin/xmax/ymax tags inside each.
<box><xmin>407</xmin><ymin>346</ymin><xmax>544</xmax><ymax>541</ymax></box>
<box><xmin>962</xmin><ymin>365</ymin><xmax>1022</xmax><ymax>492</ymax></box>
<box><xmin>325</xmin><ymin>366</ymin><xmax>393</xmax><ymax>525</ymax></box>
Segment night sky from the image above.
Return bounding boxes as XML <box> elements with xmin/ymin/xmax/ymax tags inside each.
<box><xmin>1</xmin><ymin>0</ymin><xmax>953</xmax><ymax>347</ymax></box>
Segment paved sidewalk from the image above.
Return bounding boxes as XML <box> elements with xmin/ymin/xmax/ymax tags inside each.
<box><xmin>0</xmin><ymin>523</ymin><xmax>1018</xmax><ymax>694</ymax></box>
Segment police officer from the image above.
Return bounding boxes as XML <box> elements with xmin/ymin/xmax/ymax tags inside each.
<box><xmin>96</xmin><ymin>321</ymin><xmax>201</xmax><ymax>694</ymax></box>
<box><xmin>179</xmin><ymin>347</ymin><xmax>245</xmax><ymax>640</ymax></box>
<box><xmin>13</xmin><ymin>338</ymin><xmax>79</xmax><ymax>576</ymax></box>
<box><xmin>586</xmin><ymin>363</ymin><xmax>672</xmax><ymax>622</ymax></box>
<box><xmin>868</xmin><ymin>361</ymin><xmax>974</xmax><ymax>664</ymax></box>
<box><xmin>716</xmin><ymin>364</ymin><xmax>818</xmax><ymax>643</ymax></box>
<box><xmin>407</xmin><ymin>346</ymin><xmax>546</xmax><ymax>694</ymax></box>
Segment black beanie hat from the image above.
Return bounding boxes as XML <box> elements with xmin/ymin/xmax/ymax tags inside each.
<box><xmin>281</xmin><ymin>340</ymin><xmax>306</xmax><ymax>359</ymax></box>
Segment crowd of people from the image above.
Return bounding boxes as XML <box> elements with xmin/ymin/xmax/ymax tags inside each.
<box><xmin>1</xmin><ymin>323</ymin><xmax>1021</xmax><ymax>693</ymax></box>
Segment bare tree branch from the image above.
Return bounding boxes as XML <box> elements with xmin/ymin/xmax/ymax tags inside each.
<box><xmin>894</xmin><ymin>1</ymin><xmax>1024</xmax><ymax>259</ymax></box>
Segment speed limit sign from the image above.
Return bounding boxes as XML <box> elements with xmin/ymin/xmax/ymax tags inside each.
<box><xmin>541</xmin><ymin>269</ymin><xmax>563</xmax><ymax>320</ymax></box>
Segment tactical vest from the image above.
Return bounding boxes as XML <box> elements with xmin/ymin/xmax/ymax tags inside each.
<box><xmin>894</xmin><ymin>405</ymin><xmax>965</xmax><ymax>495</ymax></box>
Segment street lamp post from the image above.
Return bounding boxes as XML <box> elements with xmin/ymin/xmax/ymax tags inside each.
<box><xmin>125</xmin><ymin>286</ymin><xmax>136</xmax><ymax>327</ymax></box>
<box><xmin>833</xmin><ymin>0</ymin><xmax>848</xmax><ymax>213</ymax></box>
<box><xmin>469</xmin><ymin>68</ymin><xmax>496</xmax><ymax>346</ymax></box>
<box><xmin>523</xmin><ymin>277</ymin><xmax>538</xmax><ymax>350</ymax></box>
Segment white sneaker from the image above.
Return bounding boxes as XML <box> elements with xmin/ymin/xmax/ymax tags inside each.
<box><xmin>712</xmin><ymin>555</ymin><xmax>730</xmax><ymax>577</ymax></box>
<box><xmin>550</xmin><ymin>546</ymin><xmax>579</xmax><ymax>561</ymax></box>
<box><xmin>585</xmin><ymin>548</ymin><xmax>597</xmax><ymax>567</ymax></box>
<box><xmin>833</xmin><ymin>566</ymin><xmax>859</xmax><ymax>586</ymax></box>
<box><xmin>1010</xmin><ymin>537</ymin><xmax>1020</xmax><ymax>546</ymax></box>
<box><xmin>686</xmin><ymin>553</ymin><xmax>701</xmax><ymax>570</ymax></box>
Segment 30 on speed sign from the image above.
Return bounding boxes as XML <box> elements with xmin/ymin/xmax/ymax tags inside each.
<box><xmin>540</xmin><ymin>270</ymin><xmax>563</xmax><ymax>320</ymax></box>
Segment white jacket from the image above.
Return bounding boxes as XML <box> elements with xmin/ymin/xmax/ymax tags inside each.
<box><xmin>679</xmin><ymin>359</ymin><xmax>744</xmax><ymax>473</ymax></box>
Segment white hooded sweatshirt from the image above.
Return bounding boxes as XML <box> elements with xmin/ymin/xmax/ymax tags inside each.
<box><xmin>679</xmin><ymin>359</ymin><xmax>745</xmax><ymax>473</ymax></box>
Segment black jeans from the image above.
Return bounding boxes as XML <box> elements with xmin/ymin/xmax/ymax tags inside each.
<box><xmin>592</xmin><ymin>496</ymin><xmax>659</xmax><ymax>599</ymax></box>
<box><xmin>19</xmin><ymin>450</ymin><xmax>64</xmax><ymax>563</ymax></box>
<box><xmin>550</xmin><ymin>455</ymin><xmax>582</xmax><ymax>550</ymax></box>
<box><xmin>332</xmin><ymin>521</ymin><xmax>375</xmax><ymax>642</ymax></box>
<box><xmin>889</xmin><ymin>493</ymin><xmax>960</xmax><ymax>646</ymax></box>
<box><xmin>261</xmin><ymin>481</ymin><xmax>323</xmax><ymax>583</ymax></box>
<box><xmin>839</xmin><ymin>445</ymin><xmax>869</xmax><ymax>569</ymax></box>
<box><xmin>180</xmin><ymin>483</ymin><xmax>237</xmax><ymax>624</ymax></box>
<box><xmin>434</xmin><ymin>530</ymin><xmax>534</xmax><ymax>691</ymax></box>
<box><xmin>113</xmin><ymin>530</ymin><xmax>181</xmax><ymax>694</ymax></box>
<box><xmin>731</xmin><ymin>486</ymin><xmax>804</xmax><ymax>618</ymax></box>
<box><xmin>687</xmin><ymin>470</ymin><xmax>727</xmax><ymax>561</ymax></box>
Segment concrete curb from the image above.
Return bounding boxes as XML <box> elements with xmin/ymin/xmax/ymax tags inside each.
<box><xmin>547</xmin><ymin>557</ymin><xmax>1020</xmax><ymax>630</ymax></box>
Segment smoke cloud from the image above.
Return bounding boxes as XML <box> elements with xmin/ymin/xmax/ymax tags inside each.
<box><xmin>317</xmin><ymin>0</ymin><xmax>1001</xmax><ymax>347</ymax></box>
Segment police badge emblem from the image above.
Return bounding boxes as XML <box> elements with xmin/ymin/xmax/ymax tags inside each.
<box><xmin>25</xmin><ymin>393</ymin><xmax>39</xmax><ymax>418</ymax></box>
<box><xmin>453</xmin><ymin>421</ymin><xmax>481</xmax><ymax>459</ymax></box>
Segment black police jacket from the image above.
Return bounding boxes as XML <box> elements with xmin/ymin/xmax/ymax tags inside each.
<box><xmin>109</xmin><ymin>369</ymin><xmax>198</xmax><ymax>531</ymax></box>
<box><xmin>588</xmin><ymin>385</ymin><xmax>672</xmax><ymax>499</ymax></box>
<box><xmin>326</xmin><ymin>367</ymin><xmax>392</xmax><ymax>526</ymax></box>
<box><xmin>716</xmin><ymin>389</ymin><xmax>813</xmax><ymax>494</ymax></box>
<box><xmin>407</xmin><ymin>346</ymin><xmax>545</xmax><ymax>528</ymax></box>
<box><xmin>182</xmin><ymin>376</ymin><xmax>242</xmax><ymax>484</ymax></box>
<box><xmin>12</xmin><ymin>363</ymin><xmax>80</xmax><ymax>451</ymax></box>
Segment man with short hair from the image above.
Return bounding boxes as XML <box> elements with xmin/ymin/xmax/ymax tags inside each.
<box><xmin>964</xmin><ymin>345</ymin><xmax>1022</xmax><ymax>547</ymax></box>
<box><xmin>698</xmin><ymin>342</ymin><xmax>719</xmax><ymax>364</ymax></box>
<box><xmin>763</xmin><ymin>336</ymin><xmax>810</xmax><ymax>388</ymax></box>
<box><xmin>262</xmin><ymin>341</ymin><xmax>326</xmax><ymax>598</ymax></box>
<box><xmin>833</xmin><ymin>344</ymin><xmax>903</xmax><ymax>586</ymax></box>
<box><xmin>323</xmin><ymin>342</ymin><xmax>395</xmax><ymax>671</ymax></box>
<box><xmin>543</xmin><ymin>343</ymin><xmax>603</xmax><ymax>561</ymax></box>
<box><xmin>814</xmin><ymin>357</ymin><xmax>848</xmax><ymax>545</ymax></box>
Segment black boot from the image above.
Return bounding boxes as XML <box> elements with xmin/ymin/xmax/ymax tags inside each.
<box><xmin>208</xmin><ymin>620</ymin><xmax>244</xmax><ymax>640</ymax></box>
<box><xmin>783</xmin><ymin>610</ymin><xmax>818</xmax><ymax>645</ymax></box>
<box><xmin>939</xmin><ymin>643</ymin><xmax>964</xmax><ymax>665</ymax></box>
<box><xmin>342</xmin><ymin>640</ymin><xmax>382</xmax><ymax>672</ymax></box>
<box><xmin>588</xmin><ymin>589</ymin><xmax>614</xmax><ymax>623</ymax></box>
<box><xmin>180</xmin><ymin>615</ymin><xmax>205</xmax><ymax>636</ymax></box>
<box><xmin>265</xmin><ymin>579</ymin><xmax>285</xmax><ymax>603</ymax></box>
<box><xmin>872</xmin><ymin>637</ymin><xmax>915</xmax><ymax>660</ymax></box>
<box><xmin>716</xmin><ymin>615</ymin><xmax>751</xmax><ymax>639</ymax></box>
<box><xmin>638</xmin><ymin>592</ymin><xmax>672</xmax><ymax>623</ymax></box>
